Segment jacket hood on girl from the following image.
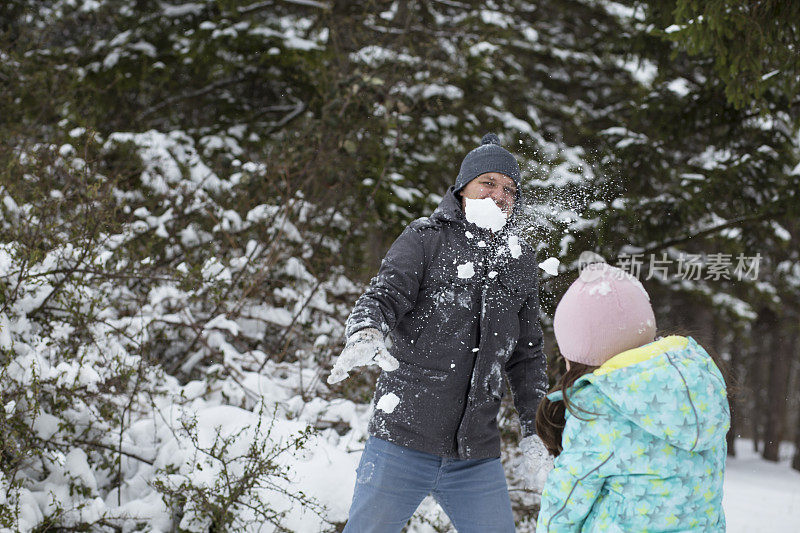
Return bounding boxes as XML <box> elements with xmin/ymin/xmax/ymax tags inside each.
<box><xmin>548</xmin><ymin>335</ymin><xmax>730</xmax><ymax>452</ymax></box>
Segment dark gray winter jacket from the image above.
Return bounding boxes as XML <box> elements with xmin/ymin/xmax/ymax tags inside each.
<box><xmin>346</xmin><ymin>187</ymin><xmax>548</xmax><ymax>459</ymax></box>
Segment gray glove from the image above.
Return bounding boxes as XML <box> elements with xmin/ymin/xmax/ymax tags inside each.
<box><xmin>520</xmin><ymin>434</ymin><xmax>555</xmax><ymax>490</ymax></box>
<box><xmin>327</xmin><ymin>328</ymin><xmax>399</xmax><ymax>384</ymax></box>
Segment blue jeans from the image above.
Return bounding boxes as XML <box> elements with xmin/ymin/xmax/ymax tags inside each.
<box><xmin>343</xmin><ymin>437</ymin><xmax>515</xmax><ymax>533</ymax></box>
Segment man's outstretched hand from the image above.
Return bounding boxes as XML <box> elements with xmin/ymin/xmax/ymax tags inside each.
<box><xmin>520</xmin><ymin>434</ymin><xmax>555</xmax><ymax>490</ymax></box>
<box><xmin>327</xmin><ymin>328</ymin><xmax>399</xmax><ymax>384</ymax></box>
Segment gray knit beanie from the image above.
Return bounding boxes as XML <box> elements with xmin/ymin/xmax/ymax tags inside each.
<box><xmin>454</xmin><ymin>133</ymin><xmax>521</xmax><ymax>194</ymax></box>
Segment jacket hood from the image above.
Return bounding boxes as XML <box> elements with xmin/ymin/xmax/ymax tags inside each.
<box><xmin>430</xmin><ymin>186</ymin><xmax>467</xmax><ymax>224</ymax></box>
<box><xmin>549</xmin><ymin>336</ymin><xmax>730</xmax><ymax>452</ymax></box>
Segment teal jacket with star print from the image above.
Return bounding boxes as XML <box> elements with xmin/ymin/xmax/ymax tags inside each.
<box><xmin>536</xmin><ymin>336</ymin><xmax>730</xmax><ymax>532</ymax></box>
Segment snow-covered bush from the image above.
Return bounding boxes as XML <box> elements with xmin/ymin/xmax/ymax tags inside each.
<box><xmin>0</xmin><ymin>131</ymin><xmax>358</xmax><ymax>531</ymax></box>
<box><xmin>151</xmin><ymin>403</ymin><xmax>321</xmax><ymax>531</ymax></box>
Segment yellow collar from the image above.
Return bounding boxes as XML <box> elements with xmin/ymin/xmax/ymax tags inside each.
<box><xmin>593</xmin><ymin>336</ymin><xmax>689</xmax><ymax>376</ymax></box>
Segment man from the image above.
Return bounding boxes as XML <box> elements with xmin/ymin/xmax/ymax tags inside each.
<box><xmin>329</xmin><ymin>133</ymin><xmax>550</xmax><ymax>532</ymax></box>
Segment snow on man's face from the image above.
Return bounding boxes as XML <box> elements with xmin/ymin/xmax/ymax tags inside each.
<box><xmin>460</xmin><ymin>172</ymin><xmax>516</xmax><ymax>215</ymax></box>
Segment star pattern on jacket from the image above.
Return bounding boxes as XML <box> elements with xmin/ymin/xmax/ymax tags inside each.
<box><xmin>537</xmin><ymin>337</ymin><xmax>729</xmax><ymax>532</ymax></box>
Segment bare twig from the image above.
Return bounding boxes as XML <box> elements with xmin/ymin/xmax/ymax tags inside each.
<box><xmin>431</xmin><ymin>0</ymin><xmax>470</xmax><ymax>8</ymax></box>
<box><xmin>633</xmin><ymin>209</ymin><xmax>786</xmax><ymax>259</ymax></box>
<box><xmin>236</xmin><ymin>1</ymin><xmax>274</xmax><ymax>15</ymax></box>
<box><xmin>267</xmin><ymin>98</ymin><xmax>306</xmax><ymax>133</ymax></box>
<box><xmin>281</xmin><ymin>0</ymin><xmax>330</xmax><ymax>9</ymax></box>
<box><xmin>139</xmin><ymin>76</ymin><xmax>247</xmax><ymax>120</ymax></box>
<box><xmin>53</xmin><ymin>438</ymin><xmax>155</xmax><ymax>465</ymax></box>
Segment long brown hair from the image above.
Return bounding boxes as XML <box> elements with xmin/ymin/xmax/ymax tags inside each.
<box><xmin>536</xmin><ymin>333</ymin><xmax>737</xmax><ymax>457</ymax></box>
<box><xmin>535</xmin><ymin>362</ymin><xmax>598</xmax><ymax>457</ymax></box>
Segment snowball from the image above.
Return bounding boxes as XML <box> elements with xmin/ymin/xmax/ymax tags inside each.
<box><xmin>488</xmin><ymin>271</ymin><xmax>498</xmax><ymax>279</ymax></box>
<box><xmin>508</xmin><ymin>235</ymin><xmax>522</xmax><ymax>258</ymax></box>
<box><xmin>376</xmin><ymin>393</ymin><xmax>400</xmax><ymax>413</ymax></box>
<box><xmin>457</xmin><ymin>262</ymin><xmax>475</xmax><ymax>279</ymax></box>
<box><xmin>538</xmin><ymin>257</ymin><xmax>560</xmax><ymax>276</ymax></box>
<box><xmin>464</xmin><ymin>197</ymin><xmax>507</xmax><ymax>232</ymax></box>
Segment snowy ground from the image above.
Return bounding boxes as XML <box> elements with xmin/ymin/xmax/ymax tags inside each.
<box><xmin>724</xmin><ymin>440</ymin><xmax>800</xmax><ymax>533</ymax></box>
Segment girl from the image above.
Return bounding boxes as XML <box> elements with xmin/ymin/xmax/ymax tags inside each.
<box><xmin>536</xmin><ymin>262</ymin><xmax>729</xmax><ymax>532</ymax></box>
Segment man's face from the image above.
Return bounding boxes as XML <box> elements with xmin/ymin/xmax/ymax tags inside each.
<box><xmin>460</xmin><ymin>172</ymin><xmax>517</xmax><ymax>215</ymax></box>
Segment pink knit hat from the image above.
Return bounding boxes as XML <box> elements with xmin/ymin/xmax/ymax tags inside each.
<box><xmin>553</xmin><ymin>262</ymin><xmax>657</xmax><ymax>366</ymax></box>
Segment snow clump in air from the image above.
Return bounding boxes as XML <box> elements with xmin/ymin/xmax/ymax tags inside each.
<box><xmin>376</xmin><ymin>392</ymin><xmax>400</xmax><ymax>413</ymax></box>
<box><xmin>457</xmin><ymin>262</ymin><xmax>475</xmax><ymax>279</ymax></box>
<box><xmin>508</xmin><ymin>235</ymin><xmax>522</xmax><ymax>258</ymax></box>
<box><xmin>538</xmin><ymin>257</ymin><xmax>560</xmax><ymax>276</ymax></box>
<box><xmin>464</xmin><ymin>197</ymin><xmax>507</xmax><ymax>232</ymax></box>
